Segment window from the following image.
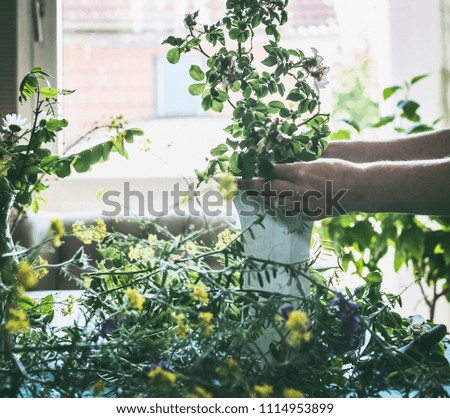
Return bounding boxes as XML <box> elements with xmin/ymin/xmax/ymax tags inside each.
<box><xmin>155</xmin><ymin>55</ymin><xmax>203</xmax><ymax>118</ymax></box>
<box><xmin>0</xmin><ymin>0</ymin><xmax>17</xmax><ymax>115</ymax></box>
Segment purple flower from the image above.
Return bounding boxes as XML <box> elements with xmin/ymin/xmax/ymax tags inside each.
<box><xmin>94</xmin><ymin>317</ymin><xmax>117</xmax><ymax>341</ymax></box>
<box><xmin>330</xmin><ymin>294</ymin><xmax>362</xmax><ymax>354</ymax></box>
<box><xmin>281</xmin><ymin>306</ymin><xmax>294</xmax><ymax>320</ymax></box>
<box><xmin>149</xmin><ymin>360</ymin><xmax>171</xmax><ymax>372</ymax></box>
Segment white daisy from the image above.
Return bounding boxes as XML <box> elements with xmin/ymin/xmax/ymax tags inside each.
<box><xmin>37</xmin><ymin>110</ymin><xmax>55</xmax><ymax>126</ymax></box>
<box><xmin>2</xmin><ymin>113</ymin><xmax>31</xmax><ymax>133</ymax></box>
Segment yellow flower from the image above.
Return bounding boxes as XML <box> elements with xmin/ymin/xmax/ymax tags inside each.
<box><xmin>61</xmin><ymin>294</ymin><xmax>76</xmax><ymax>316</ymax></box>
<box><xmin>198</xmin><ymin>311</ymin><xmax>215</xmax><ymax>336</ymax></box>
<box><xmin>218</xmin><ymin>172</ymin><xmax>237</xmax><ymax>200</ymax></box>
<box><xmin>147</xmin><ymin>234</ymin><xmax>158</xmax><ymax>246</ymax></box>
<box><xmin>50</xmin><ymin>218</ymin><xmax>65</xmax><ymax>247</ymax></box>
<box><xmin>139</xmin><ymin>137</ymin><xmax>152</xmax><ymax>153</ymax></box>
<box><xmin>214</xmin><ymin>229</ymin><xmax>237</xmax><ymax>250</ymax></box>
<box><xmin>72</xmin><ymin>219</ymin><xmax>107</xmax><ymax>244</ymax></box>
<box><xmin>184</xmin><ymin>241</ymin><xmax>198</xmax><ymax>255</ymax></box>
<box><xmin>285</xmin><ymin>310</ymin><xmax>311</xmax><ymax>346</ymax></box>
<box><xmin>172</xmin><ymin>313</ymin><xmax>190</xmax><ymax>339</ymax></box>
<box><xmin>125</xmin><ymin>288</ymin><xmax>145</xmax><ymax>311</ymax></box>
<box><xmin>33</xmin><ymin>256</ymin><xmax>49</xmax><ymax>280</ymax></box>
<box><xmin>5</xmin><ymin>308</ymin><xmax>30</xmax><ymax>333</ymax></box>
<box><xmin>216</xmin><ymin>358</ymin><xmax>241</xmax><ymax>382</ymax></box>
<box><xmin>252</xmin><ymin>384</ymin><xmax>273</xmax><ymax>398</ymax></box>
<box><xmin>186</xmin><ymin>386</ymin><xmax>213</xmax><ymax>398</ymax></box>
<box><xmin>84</xmin><ymin>278</ymin><xmax>93</xmax><ymax>288</ymax></box>
<box><xmin>188</xmin><ymin>282</ymin><xmax>209</xmax><ymax>305</ymax></box>
<box><xmin>96</xmin><ymin>188</ymin><xmax>106</xmax><ymax>200</ymax></box>
<box><xmin>283</xmin><ymin>388</ymin><xmax>304</xmax><ymax>398</ymax></box>
<box><xmin>148</xmin><ymin>366</ymin><xmax>176</xmax><ymax>385</ymax></box>
<box><xmin>92</xmin><ymin>380</ymin><xmax>106</xmax><ymax>397</ymax></box>
<box><xmin>17</xmin><ymin>261</ymin><xmax>38</xmax><ymax>290</ymax></box>
<box><xmin>227</xmin><ymin>358</ymin><xmax>238</xmax><ymax>369</ymax></box>
<box><xmin>128</xmin><ymin>243</ymin><xmax>155</xmax><ymax>261</ymax></box>
<box><xmin>92</xmin><ymin>218</ymin><xmax>107</xmax><ymax>242</ymax></box>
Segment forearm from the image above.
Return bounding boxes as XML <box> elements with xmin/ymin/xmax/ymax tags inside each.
<box><xmin>349</xmin><ymin>157</ymin><xmax>450</xmax><ymax>215</ymax></box>
<box><xmin>323</xmin><ymin>129</ymin><xmax>450</xmax><ymax>163</ymax></box>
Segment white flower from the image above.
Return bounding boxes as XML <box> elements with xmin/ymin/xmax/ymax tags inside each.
<box><xmin>276</xmin><ymin>132</ymin><xmax>291</xmax><ymax>143</ymax></box>
<box><xmin>312</xmin><ymin>66</ymin><xmax>329</xmax><ymax>94</ymax></box>
<box><xmin>37</xmin><ymin>110</ymin><xmax>54</xmax><ymax>125</ymax></box>
<box><xmin>2</xmin><ymin>113</ymin><xmax>31</xmax><ymax>134</ymax></box>
<box><xmin>409</xmin><ymin>314</ymin><xmax>430</xmax><ymax>335</ymax></box>
<box><xmin>308</xmin><ymin>48</ymin><xmax>330</xmax><ymax>94</ymax></box>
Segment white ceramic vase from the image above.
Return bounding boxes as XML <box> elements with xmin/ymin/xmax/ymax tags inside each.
<box><xmin>233</xmin><ymin>190</ymin><xmax>313</xmax><ymax>297</ymax></box>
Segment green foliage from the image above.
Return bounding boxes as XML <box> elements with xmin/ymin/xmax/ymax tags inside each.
<box><xmin>163</xmin><ymin>0</ymin><xmax>330</xmax><ymax>182</ymax></box>
<box><xmin>323</xmin><ymin>75</ymin><xmax>449</xmax><ymax>321</ymax></box>
<box><xmin>0</xmin><ymin>68</ymin><xmax>143</xmax><ymax>213</ymax></box>
<box><xmin>332</xmin><ymin>60</ymin><xmax>379</xmax><ymax>132</ymax></box>
<box><xmin>1</xmin><ymin>218</ymin><xmax>448</xmax><ymax>397</ymax></box>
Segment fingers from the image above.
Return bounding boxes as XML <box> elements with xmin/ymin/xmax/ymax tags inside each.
<box><xmin>237</xmin><ymin>178</ymin><xmax>296</xmax><ymax>197</ymax></box>
<box><xmin>261</xmin><ymin>195</ymin><xmax>325</xmax><ymax>221</ymax></box>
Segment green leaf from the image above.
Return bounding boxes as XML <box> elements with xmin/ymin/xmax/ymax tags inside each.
<box><xmin>214</xmin><ymin>89</ymin><xmax>229</xmax><ymax>102</ymax></box>
<box><xmin>162</xmin><ymin>36</ymin><xmax>184</xmax><ymax>47</ymax></box>
<box><xmin>240</xmin><ymin>150</ymin><xmax>257</xmax><ymax>179</ymax></box>
<box><xmin>166</xmin><ymin>48</ymin><xmax>181</xmax><ymax>64</ymax></box>
<box><xmin>411</xmin><ymin>74</ymin><xmax>428</xmax><ymax>85</ymax></box>
<box><xmin>102</xmin><ymin>141</ymin><xmax>113</xmax><ymax>161</ymax></box>
<box><xmin>17</xmin><ymin>295</ymin><xmax>37</xmax><ymax>311</ymax></box>
<box><xmin>405</xmin><ymin>124</ymin><xmax>433</xmax><ymax>135</ymax></box>
<box><xmin>73</xmin><ymin>151</ymin><xmax>93</xmax><ymax>173</ymax></box>
<box><xmin>286</xmin><ymin>90</ymin><xmax>303</xmax><ymax>102</ymax></box>
<box><xmin>233</xmin><ymin>106</ymin><xmax>245</xmax><ymax>119</ymax></box>
<box><xmin>211</xmin><ymin>100</ymin><xmax>224</xmax><ymax>112</ymax></box>
<box><xmin>40</xmin><ymin>294</ymin><xmax>55</xmax><ymax>316</ymax></box>
<box><xmin>40</xmin><ymin>87</ymin><xmax>58</xmax><ymax>98</ymax></box>
<box><xmin>268</xmin><ymin>100</ymin><xmax>286</xmax><ymax>110</ymax></box>
<box><xmin>340</xmin><ymin>118</ymin><xmax>360</xmax><ymax>133</ymax></box>
<box><xmin>189</xmin><ymin>83</ymin><xmax>206</xmax><ymax>95</ymax></box>
<box><xmin>211</xmin><ymin>143</ymin><xmax>228</xmax><ymax>156</ymax></box>
<box><xmin>243</xmin><ymin>85</ymin><xmax>252</xmax><ymax>99</ymax></box>
<box><xmin>299</xmin><ymin>149</ymin><xmax>317</xmax><ymax>161</ymax></box>
<box><xmin>54</xmin><ymin>160</ymin><xmax>71</xmax><ymax>178</ymax></box>
<box><xmin>130</xmin><ymin>128</ymin><xmax>144</xmax><ymax>136</ymax></box>
<box><xmin>187</xmin><ymin>38</ymin><xmax>201</xmax><ymax>48</ymax></box>
<box><xmin>229</xmin><ymin>28</ymin><xmax>240</xmax><ymax>40</ymax></box>
<box><xmin>383</xmin><ymin>86</ymin><xmax>401</xmax><ymax>100</ymax></box>
<box><xmin>261</xmin><ymin>55</ymin><xmax>278</xmax><ymax>67</ymax></box>
<box><xmin>242</xmin><ymin>111</ymin><xmax>255</xmax><ymax>127</ymax></box>
<box><xmin>398</xmin><ymin>226</ymin><xmax>425</xmax><ymax>260</ymax></box>
<box><xmin>31</xmin><ymin>199</ymin><xmax>39</xmax><ymax>213</ymax></box>
<box><xmin>371</xmin><ymin>115</ymin><xmax>395</xmax><ymax>128</ymax></box>
<box><xmin>279</xmin><ymin>108</ymin><xmax>291</xmax><ymax>118</ymax></box>
<box><xmin>46</xmin><ymin>118</ymin><xmax>69</xmax><ymax>131</ymax></box>
<box><xmin>330</xmin><ymin>130</ymin><xmax>351</xmax><ymax>140</ymax></box>
<box><xmin>365</xmin><ymin>271</ymin><xmax>383</xmax><ymax>285</ymax></box>
<box><xmin>397</xmin><ymin>100</ymin><xmax>420</xmax><ymax>120</ymax></box>
<box><xmin>229</xmin><ymin>152</ymin><xmax>239</xmax><ymax>173</ymax></box>
<box><xmin>189</xmin><ymin>65</ymin><xmax>205</xmax><ymax>81</ymax></box>
<box><xmin>201</xmin><ymin>95</ymin><xmax>213</xmax><ymax>111</ymax></box>
<box><xmin>90</xmin><ymin>144</ymin><xmax>104</xmax><ymax>163</ymax></box>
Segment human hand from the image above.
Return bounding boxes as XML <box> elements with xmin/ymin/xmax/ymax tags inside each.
<box><xmin>237</xmin><ymin>159</ymin><xmax>364</xmax><ymax>220</ymax></box>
